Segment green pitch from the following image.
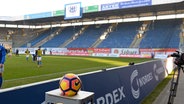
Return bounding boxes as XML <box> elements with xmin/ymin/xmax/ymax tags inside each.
<box><xmin>3</xmin><ymin>55</ymin><xmax>152</xmax><ymax>88</ymax></box>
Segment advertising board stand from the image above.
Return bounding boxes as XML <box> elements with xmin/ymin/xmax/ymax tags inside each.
<box><xmin>45</xmin><ymin>89</ymin><xmax>94</xmax><ymax>104</ymax></box>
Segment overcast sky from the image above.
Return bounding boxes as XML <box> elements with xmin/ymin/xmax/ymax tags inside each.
<box><xmin>0</xmin><ymin>0</ymin><xmax>125</xmax><ymax>16</ymax></box>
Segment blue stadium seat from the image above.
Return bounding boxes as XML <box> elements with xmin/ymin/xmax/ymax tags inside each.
<box><xmin>42</xmin><ymin>26</ymin><xmax>82</xmax><ymax>47</ymax></box>
<box><xmin>140</xmin><ymin>19</ymin><xmax>182</xmax><ymax>48</ymax></box>
<box><xmin>21</xmin><ymin>28</ymin><xmax>55</xmax><ymax>47</ymax></box>
<box><xmin>66</xmin><ymin>24</ymin><xmax>110</xmax><ymax>48</ymax></box>
<box><xmin>98</xmin><ymin>22</ymin><xmax>142</xmax><ymax>48</ymax></box>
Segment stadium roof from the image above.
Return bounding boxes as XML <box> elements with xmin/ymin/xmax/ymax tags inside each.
<box><xmin>0</xmin><ymin>1</ymin><xmax>184</xmax><ymax>26</ymax></box>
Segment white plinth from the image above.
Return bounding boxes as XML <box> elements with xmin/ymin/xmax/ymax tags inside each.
<box><xmin>45</xmin><ymin>89</ymin><xmax>94</xmax><ymax>104</ymax></box>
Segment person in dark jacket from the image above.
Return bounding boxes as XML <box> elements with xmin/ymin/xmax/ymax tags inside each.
<box><xmin>0</xmin><ymin>44</ymin><xmax>6</xmax><ymax>88</ymax></box>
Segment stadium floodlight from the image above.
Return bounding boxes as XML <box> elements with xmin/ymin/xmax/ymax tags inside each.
<box><xmin>18</xmin><ymin>25</ymin><xmax>30</xmax><ymax>28</ymax></box>
<box><xmin>116</xmin><ymin>19</ymin><xmax>123</xmax><ymax>23</ymax></box>
<box><xmin>82</xmin><ymin>21</ymin><xmax>95</xmax><ymax>25</ymax></box>
<box><xmin>6</xmin><ymin>24</ymin><xmax>17</xmax><ymax>28</ymax></box>
<box><xmin>72</xmin><ymin>22</ymin><xmax>82</xmax><ymax>26</ymax></box>
<box><xmin>52</xmin><ymin>24</ymin><xmax>61</xmax><ymax>27</ymax></box>
<box><xmin>35</xmin><ymin>26</ymin><xmax>42</xmax><ymax>29</ymax></box>
<box><xmin>108</xmin><ymin>19</ymin><xmax>123</xmax><ymax>23</ymax></box>
<box><xmin>0</xmin><ymin>24</ymin><xmax>5</xmax><ymax>27</ymax></box>
<box><xmin>95</xmin><ymin>20</ymin><xmax>109</xmax><ymax>24</ymax></box>
<box><xmin>17</xmin><ymin>25</ymin><xmax>24</xmax><ymax>28</ymax></box>
<box><xmin>123</xmin><ymin>17</ymin><xmax>139</xmax><ymax>22</ymax></box>
<box><xmin>156</xmin><ymin>14</ymin><xmax>176</xmax><ymax>20</ymax></box>
<box><xmin>139</xmin><ymin>16</ymin><xmax>156</xmax><ymax>21</ymax></box>
<box><xmin>61</xmin><ymin>23</ymin><xmax>72</xmax><ymax>27</ymax></box>
<box><xmin>29</xmin><ymin>25</ymin><xmax>36</xmax><ymax>29</ymax></box>
<box><xmin>41</xmin><ymin>25</ymin><xmax>51</xmax><ymax>28</ymax></box>
<box><xmin>176</xmin><ymin>13</ymin><xmax>184</xmax><ymax>18</ymax></box>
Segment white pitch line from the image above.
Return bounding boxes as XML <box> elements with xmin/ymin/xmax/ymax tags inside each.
<box><xmin>4</xmin><ymin>66</ymin><xmax>110</xmax><ymax>82</ymax></box>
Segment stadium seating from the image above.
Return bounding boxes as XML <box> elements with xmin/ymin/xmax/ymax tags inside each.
<box><xmin>17</xmin><ymin>19</ymin><xmax>182</xmax><ymax>49</ymax></box>
<box><xmin>66</xmin><ymin>24</ymin><xmax>110</xmax><ymax>48</ymax></box>
<box><xmin>97</xmin><ymin>22</ymin><xmax>142</xmax><ymax>48</ymax></box>
<box><xmin>42</xmin><ymin>26</ymin><xmax>82</xmax><ymax>47</ymax></box>
<box><xmin>140</xmin><ymin>19</ymin><xmax>182</xmax><ymax>48</ymax></box>
<box><xmin>13</xmin><ymin>29</ymin><xmax>45</xmax><ymax>47</ymax></box>
<box><xmin>21</xmin><ymin>28</ymin><xmax>54</xmax><ymax>47</ymax></box>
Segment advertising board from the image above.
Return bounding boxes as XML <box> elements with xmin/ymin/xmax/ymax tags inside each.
<box><xmin>0</xmin><ymin>60</ymin><xmax>166</xmax><ymax>104</ymax></box>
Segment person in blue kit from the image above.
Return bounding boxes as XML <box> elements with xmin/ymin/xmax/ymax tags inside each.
<box><xmin>0</xmin><ymin>44</ymin><xmax>6</xmax><ymax>88</ymax></box>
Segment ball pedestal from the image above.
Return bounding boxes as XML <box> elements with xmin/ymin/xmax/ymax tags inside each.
<box><xmin>45</xmin><ymin>89</ymin><xmax>94</xmax><ymax>104</ymax></box>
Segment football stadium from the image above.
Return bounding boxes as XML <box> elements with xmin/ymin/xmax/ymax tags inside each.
<box><xmin>0</xmin><ymin>0</ymin><xmax>184</xmax><ymax>104</ymax></box>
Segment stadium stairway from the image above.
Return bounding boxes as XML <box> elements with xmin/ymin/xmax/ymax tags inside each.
<box><xmin>42</xmin><ymin>26</ymin><xmax>84</xmax><ymax>47</ymax></box>
<box><xmin>129</xmin><ymin>21</ymin><xmax>151</xmax><ymax>48</ymax></box>
<box><xmin>139</xmin><ymin>19</ymin><xmax>181</xmax><ymax>48</ymax></box>
<box><xmin>59</xmin><ymin>25</ymin><xmax>88</xmax><ymax>48</ymax></box>
<box><xmin>91</xmin><ymin>23</ymin><xmax>117</xmax><ymax>48</ymax></box>
<box><xmin>97</xmin><ymin>22</ymin><xmax>142</xmax><ymax>48</ymax></box>
<box><xmin>12</xmin><ymin>29</ymin><xmax>31</xmax><ymax>47</ymax></box>
<box><xmin>33</xmin><ymin>27</ymin><xmax>64</xmax><ymax>47</ymax></box>
<box><xmin>20</xmin><ymin>28</ymin><xmax>51</xmax><ymax>47</ymax></box>
<box><xmin>66</xmin><ymin>24</ymin><xmax>110</xmax><ymax>48</ymax></box>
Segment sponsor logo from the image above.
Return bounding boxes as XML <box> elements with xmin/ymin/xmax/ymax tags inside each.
<box><xmin>95</xmin><ymin>86</ymin><xmax>125</xmax><ymax>104</ymax></box>
<box><xmin>130</xmin><ymin>70</ymin><xmax>140</xmax><ymax>99</ymax></box>
<box><xmin>153</xmin><ymin>64</ymin><xmax>159</xmax><ymax>81</ymax></box>
<box><xmin>153</xmin><ymin>64</ymin><xmax>165</xmax><ymax>81</ymax></box>
<box><xmin>121</xmin><ymin>49</ymin><xmax>139</xmax><ymax>55</ymax></box>
<box><xmin>69</xmin><ymin>5</ymin><xmax>77</xmax><ymax>13</ymax></box>
<box><xmin>75</xmin><ymin>81</ymin><xmax>80</xmax><ymax>86</ymax></box>
<box><xmin>113</xmin><ymin>49</ymin><xmax>119</xmax><ymax>54</ymax></box>
<box><xmin>130</xmin><ymin>70</ymin><xmax>153</xmax><ymax>99</ymax></box>
<box><xmin>101</xmin><ymin>2</ymin><xmax>120</xmax><ymax>11</ymax></box>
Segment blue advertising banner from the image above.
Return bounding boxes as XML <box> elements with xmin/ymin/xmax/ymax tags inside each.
<box><xmin>0</xmin><ymin>60</ymin><xmax>166</xmax><ymax>104</ymax></box>
<box><xmin>119</xmin><ymin>0</ymin><xmax>152</xmax><ymax>9</ymax></box>
<box><xmin>80</xmin><ymin>69</ymin><xmax>128</xmax><ymax>104</ymax></box>
<box><xmin>24</xmin><ymin>12</ymin><xmax>52</xmax><ymax>20</ymax></box>
<box><xmin>79</xmin><ymin>60</ymin><xmax>166</xmax><ymax>104</ymax></box>
<box><xmin>0</xmin><ymin>81</ymin><xmax>59</xmax><ymax>104</ymax></box>
<box><xmin>101</xmin><ymin>0</ymin><xmax>152</xmax><ymax>11</ymax></box>
<box><xmin>101</xmin><ymin>2</ymin><xmax>120</xmax><ymax>11</ymax></box>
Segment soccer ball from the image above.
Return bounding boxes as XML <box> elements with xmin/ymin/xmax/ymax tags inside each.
<box><xmin>59</xmin><ymin>73</ymin><xmax>82</xmax><ymax>96</ymax></box>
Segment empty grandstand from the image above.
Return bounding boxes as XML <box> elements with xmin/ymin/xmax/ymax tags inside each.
<box><xmin>42</xmin><ymin>26</ymin><xmax>82</xmax><ymax>47</ymax></box>
<box><xmin>66</xmin><ymin>24</ymin><xmax>110</xmax><ymax>48</ymax></box>
<box><xmin>9</xmin><ymin>18</ymin><xmax>183</xmax><ymax>49</ymax></box>
<box><xmin>140</xmin><ymin>19</ymin><xmax>182</xmax><ymax>48</ymax></box>
<box><xmin>97</xmin><ymin>22</ymin><xmax>142</xmax><ymax>48</ymax></box>
<box><xmin>0</xmin><ymin>1</ymin><xmax>182</xmax><ymax>50</ymax></box>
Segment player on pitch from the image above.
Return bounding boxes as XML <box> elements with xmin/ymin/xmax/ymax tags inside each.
<box><xmin>36</xmin><ymin>46</ymin><xmax>42</xmax><ymax>67</ymax></box>
<box><xmin>0</xmin><ymin>44</ymin><xmax>6</xmax><ymax>88</ymax></box>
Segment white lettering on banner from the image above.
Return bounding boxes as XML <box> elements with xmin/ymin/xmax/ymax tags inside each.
<box><xmin>96</xmin><ymin>97</ymin><xmax>105</xmax><ymax>104</ymax></box>
<box><xmin>106</xmin><ymin>93</ymin><xmax>113</xmax><ymax>104</ymax></box>
<box><xmin>101</xmin><ymin>3</ymin><xmax>119</xmax><ymax>11</ymax></box>
<box><xmin>121</xmin><ymin>49</ymin><xmax>139</xmax><ymax>55</ymax></box>
<box><xmin>153</xmin><ymin>64</ymin><xmax>165</xmax><ymax>81</ymax></box>
<box><xmin>155</xmin><ymin>66</ymin><xmax>164</xmax><ymax>74</ymax></box>
<box><xmin>113</xmin><ymin>89</ymin><xmax>119</xmax><ymax>103</ymax></box>
<box><xmin>130</xmin><ymin>70</ymin><xmax>153</xmax><ymax>99</ymax></box>
<box><xmin>139</xmin><ymin>73</ymin><xmax>153</xmax><ymax>87</ymax></box>
<box><xmin>96</xmin><ymin>86</ymin><xmax>125</xmax><ymax>104</ymax></box>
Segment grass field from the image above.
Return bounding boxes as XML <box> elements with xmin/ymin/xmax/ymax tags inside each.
<box><xmin>3</xmin><ymin>55</ymin><xmax>152</xmax><ymax>88</ymax></box>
